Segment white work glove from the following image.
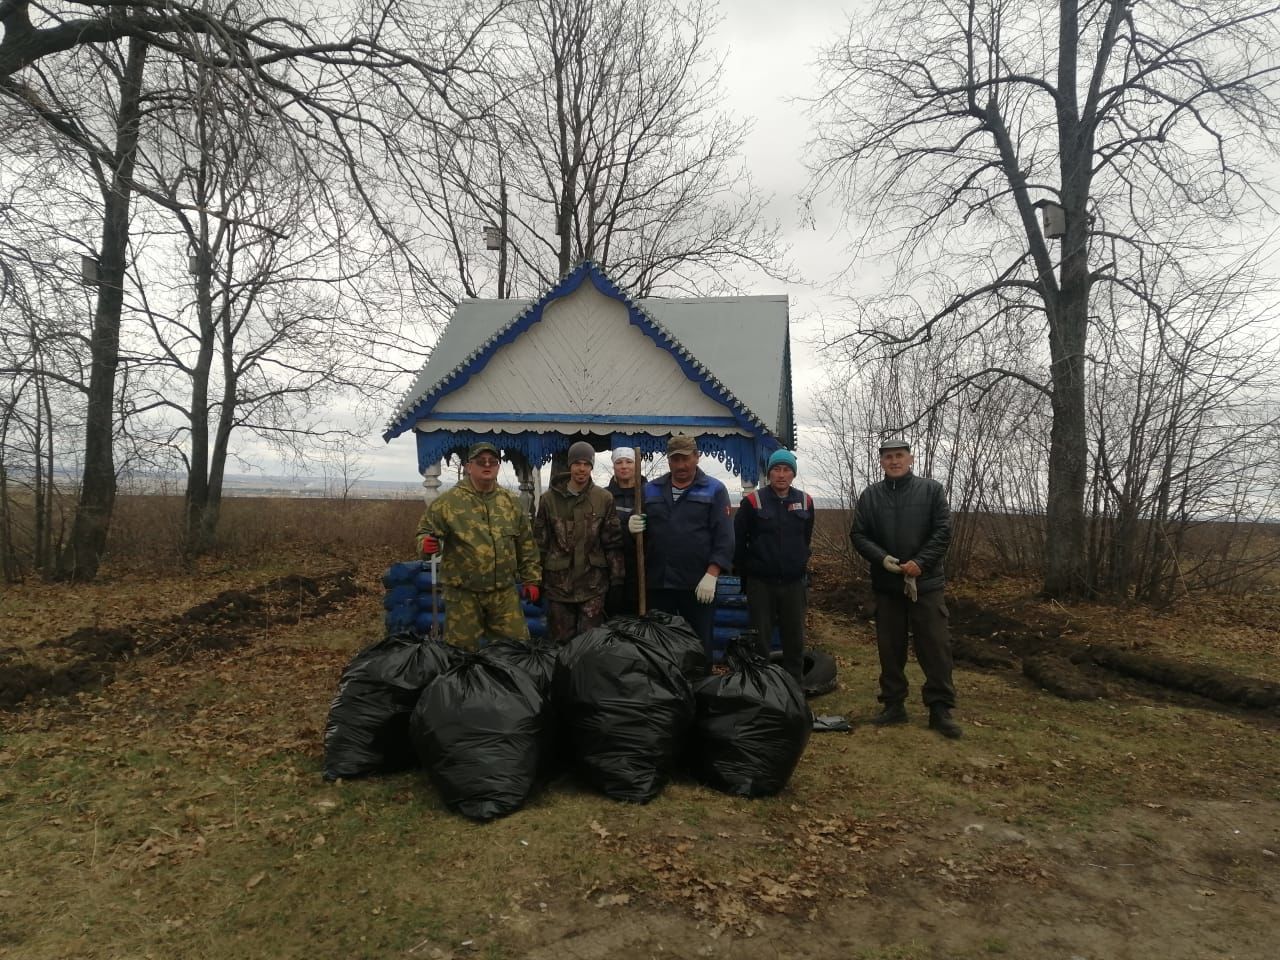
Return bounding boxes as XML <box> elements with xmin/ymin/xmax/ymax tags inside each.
<box><xmin>882</xmin><ymin>555</ymin><xmax>902</xmax><ymax>574</ymax></box>
<box><xmin>695</xmin><ymin>572</ymin><xmax>718</xmax><ymax>604</ymax></box>
<box><xmin>903</xmin><ymin>576</ymin><xmax>918</xmax><ymax>603</ymax></box>
<box><xmin>628</xmin><ymin>513</ymin><xmax>647</xmax><ymax>534</ymax></box>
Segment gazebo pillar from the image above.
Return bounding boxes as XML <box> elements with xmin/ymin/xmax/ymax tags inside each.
<box><xmin>511</xmin><ymin>453</ymin><xmax>539</xmax><ymax>516</ymax></box>
<box><xmin>421</xmin><ymin>461</ymin><xmax>442</xmax><ymax>505</ymax></box>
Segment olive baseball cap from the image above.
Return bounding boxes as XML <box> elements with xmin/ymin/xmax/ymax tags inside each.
<box><xmin>667</xmin><ymin>435</ymin><xmax>697</xmax><ymax>456</ymax></box>
<box><xmin>467</xmin><ymin>441</ymin><xmax>500</xmax><ymax>460</ymax></box>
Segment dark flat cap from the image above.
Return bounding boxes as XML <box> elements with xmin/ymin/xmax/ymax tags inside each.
<box><xmin>878</xmin><ymin>438</ymin><xmax>911</xmax><ymax>452</ymax></box>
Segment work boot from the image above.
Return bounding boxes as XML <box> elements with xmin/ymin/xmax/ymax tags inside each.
<box><xmin>928</xmin><ymin>705</ymin><xmax>963</xmax><ymax>740</ymax></box>
<box><xmin>869</xmin><ymin>702</ymin><xmax>908</xmax><ymax>726</ymax></box>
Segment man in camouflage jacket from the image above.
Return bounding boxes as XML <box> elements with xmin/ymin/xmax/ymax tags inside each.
<box><xmin>534</xmin><ymin>441</ymin><xmax>625</xmax><ymax>643</ymax></box>
<box><xmin>416</xmin><ymin>441</ymin><xmax>541</xmax><ymax>650</ymax></box>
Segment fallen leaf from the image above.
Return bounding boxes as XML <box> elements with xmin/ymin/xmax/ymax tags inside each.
<box><xmin>245</xmin><ymin>872</ymin><xmax>266</xmax><ymax>890</ymax></box>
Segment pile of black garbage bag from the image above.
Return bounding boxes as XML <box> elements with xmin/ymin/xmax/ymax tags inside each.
<box><xmin>322</xmin><ymin>613</ymin><xmax>812</xmax><ymax>821</ymax></box>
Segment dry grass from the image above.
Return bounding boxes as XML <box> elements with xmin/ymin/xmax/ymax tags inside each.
<box><xmin>2</xmin><ymin>547</ymin><xmax>1279</xmax><ymax>958</ymax></box>
<box><xmin>107</xmin><ymin>496</ymin><xmax>424</xmax><ymax>570</ymax></box>
<box><xmin>1</xmin><ymin>499</ymin><xmax>1278</xmax><ymax>959</ymax></box>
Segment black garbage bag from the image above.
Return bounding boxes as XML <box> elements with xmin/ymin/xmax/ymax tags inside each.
<box><xmin>479</xmin><ymin>638</ymin><xmax>569</xmax><ymax>775</ymax></box>
<box><xmin>602</xmin><ymin>612</ymin><xmax>708</xmax><ymax>684</ymax></box>
<box><xmin>479</xmin><ymin>638</ymin><xmax>558</xmax><ymax>697</ymax></box>
<box><xmin>322</xmin><ymin>632</ymin><xmax>459</xmax><ymax>781</ymax></box>
<box><xmin>410</xmin><ymin>655</ymin><xmax>548</xmax><ymax>821</ymax></box>
<box><xmin>690</xmin><ymin>637</ymin><xmax>810</xmax><ymax>797</ymax></box>
<box><xmin>553</xmin><ymin>615</ymin><xmax>705</xmax><ymax>803</ymax></box>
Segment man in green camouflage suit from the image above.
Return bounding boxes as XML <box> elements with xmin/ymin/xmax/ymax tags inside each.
<box><xmin>416</xmin><ymin>442</ymin><xmax>541</xmax><ymax>650</ymax></box>
<box><xmin>534</xmin><ymin>441</ymin><xmax>625</xmax><ymax>643</ymax></box>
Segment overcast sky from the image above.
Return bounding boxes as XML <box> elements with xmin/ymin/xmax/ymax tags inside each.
<box><xmin>315</xmin><ymin>0</ymin><xmax>857</xmax><ymax>492</ymax></box>
<box><xmin>212</xmin><ymin>0</ymin><xmax>1280</xmax><ymax>507</ymax></box>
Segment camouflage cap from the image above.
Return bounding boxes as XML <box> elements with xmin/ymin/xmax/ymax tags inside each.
<box><xmin>467</xmin><ymin>441</ymin><xmax>500</xmax><ymax>460</ymax></box>
<box><xmin>878</xmin><ymin>437</ymin><xmax>911</xmax><ymax>453</ymax></box>
<box><xmin>667</xmin><ymin>434</ymin><xmax>697</xmax><ymax>456</ymax></box>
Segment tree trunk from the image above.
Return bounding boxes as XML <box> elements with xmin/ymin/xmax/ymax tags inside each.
<box><xmin>55</xmin><ymin>38</ymin><xmax>148</xmax><ymax>581</ymax></box>
<box><xmin>198</xmin><ymin>363</ymin><xmax>238</xmax><ymax>550</ymax></box>
<box><xmin>183</xmin><ymin>241</ymin><xmax>217</xmax><ymax>557</ymax></box>
<box><xmin>1042</xmin><ymin>2</ymin><xmax>1092</xmax><ymax>598</ymax></box>
<box><xmin>1042</xmin><ymin>268</ymin><xmax>1090</xmax><ymax>597</ymax></box>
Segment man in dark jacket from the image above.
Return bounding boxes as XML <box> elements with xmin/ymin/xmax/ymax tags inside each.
<box><xmin>629</xmin><ymin>435</ymin><xmax>734</xmax><ymax>657</ymax></box>
<box><xmin>534</xmin><ymin>441</ymin><xmax>625</xmax><ymax>643</ymax></box>
<box><xmin>850</xmin><ymin>438</ymin><xmax>961</xmax><ymax>739</ymax></box>
<box><xmin>734</xmin><ymin>448</ymin><xmax>814</xmax><ymax>682</ymax></box>
<box><xmin>604</xmin><ymin>447</ymin><xmax>646</xmax><ymax>616</ymax></box>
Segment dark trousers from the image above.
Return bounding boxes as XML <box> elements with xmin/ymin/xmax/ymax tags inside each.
<box><xmin>873</xmin><ymin>589</ymin><xmax>956</xmax><ymax>709</ymax></box>
<box><xmin>546</xmin><ymin>594</ymin><xmax>607</xmax><ymax>644</ymax></box>
<box><xmin>648</xmin><ymin>587</ymin><xmax>716</xmax><ymax>660</ymax></box>
<box><xmin>604</xmin><ymin>578</ymin><xmax>641</xmax><ymax>618</ymax></box>
<box><xmin>745</xmin><ymin>577</ymin><xmax>807</xmax><ymax>681</ymax></box>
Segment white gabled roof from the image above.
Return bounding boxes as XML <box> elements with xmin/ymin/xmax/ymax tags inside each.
<box><xmin>385</xmin><ymin>262</ymin><xmax>793</xmax><ymax>447</ymax></box>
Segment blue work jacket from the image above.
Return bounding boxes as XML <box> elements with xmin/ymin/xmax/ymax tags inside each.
<box><xmin>642</xmin><ymin>468</ymin><xmax>734</xmax><ymax>591</ymax></box>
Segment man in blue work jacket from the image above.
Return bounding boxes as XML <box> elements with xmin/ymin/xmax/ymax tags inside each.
<box><xmin>629</xmin><ymin>434</ymin><xmax>734</xmax><ymax>658</ymax></box>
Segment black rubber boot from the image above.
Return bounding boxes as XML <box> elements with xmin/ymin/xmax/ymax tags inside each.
<box><xmin>870</xmin><ymin>702</ymin><xmax>908</xmax><ymax>726</ymax></box>
<box><xmin>928</xmin><ymin>705</ymin><xmax>963</xmax><ymax>739</ymax></box>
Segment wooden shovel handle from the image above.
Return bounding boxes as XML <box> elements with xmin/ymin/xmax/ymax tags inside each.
<box><xmin>635</xmin><ymin>470</ymin><xmax>646</xmax><ymax>615</ymax></box>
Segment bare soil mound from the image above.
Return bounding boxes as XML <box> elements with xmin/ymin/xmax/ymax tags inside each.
<box><xmin>0</xmin><ymin>568</ymin><xmax>361</xmax><ymax>709</ymax></box>
<box><xmin>809</xmin><ymin>559</ymin><xmax>1280</xmax><ymax>714</ymax></box>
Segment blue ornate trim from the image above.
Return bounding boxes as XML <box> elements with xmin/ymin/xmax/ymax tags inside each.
<box><xmin>416</xmin><ymin>429</ymin><xmax>777</xmax><ymax>485</ymax></box>
<box><xmin>427</xmin><ymin>412</ymin><xmax>742</xmax><ymax>426</ymax></box>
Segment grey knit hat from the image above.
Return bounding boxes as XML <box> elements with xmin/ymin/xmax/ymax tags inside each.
<box><xmin>567</xmin><ymin>441</ymin><xmax>596</xmax><ymax>466</ymax></box>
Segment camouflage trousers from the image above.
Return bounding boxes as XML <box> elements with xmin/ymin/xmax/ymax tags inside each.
<box><xmin>545</xmin><ymin>593</ymin><xmax>607</xmax><ymax>645</ymax></box>
<box><xmin>442</xmin><ymin>585</ymin><xmax>530</xmax><ymax>651</ymax></box>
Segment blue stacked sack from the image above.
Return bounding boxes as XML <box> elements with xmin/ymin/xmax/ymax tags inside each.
<box><xmin>382</xmin><ymin>560</ymin><xmax>547</xmax><ymax>640</ymax></box>
<box><xmin>711</xmin><ymin>575</ymin><xmax>779</xmax><ymax>661</ymax></box>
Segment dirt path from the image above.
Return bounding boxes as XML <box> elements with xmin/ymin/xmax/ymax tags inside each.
<box><xmin>510</xmin><ymin>797</ymin><xmax>1278</xmax><ymax>959</ymax></box>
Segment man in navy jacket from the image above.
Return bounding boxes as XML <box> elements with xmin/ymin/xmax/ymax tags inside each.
<box><xmin>629</xmin><ymin>434</ymin><xmax>734</xmax><ymax>657</ymax></box>
<box><xmin>734</xmin><ymin>448</ymin><xmax>814</xmax><ymax>682</ymax></box>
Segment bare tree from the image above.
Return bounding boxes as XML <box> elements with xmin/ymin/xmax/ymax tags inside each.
<box><xmin>320</xmin><ymin>435</ymin><xmax>375</xmax><ymax>501</ymax></box>
<box><xmin>806</xmin><ymin>0</ymin><xmax>1280</xmax><ymax>597</ymax></box>
<box><xmin>114</xmin><ymin>43</ymin><xmax>408</xmax><ymax>555</ymax></box>
<box><xmin>401</xmin><ymin>0</ymin><xmax>789</xmax><ymax>297</ymax></box>
<box><xmin>811</xmin><ymin>321</ymin><xmax>1051</xmax><ymax>579</ymax></box>
<box><xmin>1087</xmin><ymin>250</ymin><xmax>1280</xmax><ymax>600</ymax></box>
<box><xmin>2</xmin><ymin>0</ymin><xmax>511</xmax><ymax>578</ymax></box>
<box><xmin>0</xmin><ymin>179</ymin><xmax>94</xmax><ymax>578</ymax></box>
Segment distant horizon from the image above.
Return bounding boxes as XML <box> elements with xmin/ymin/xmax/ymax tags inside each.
<box><xmin>105</xmin><ymin>469</ymin><xmax>855</xmax><ymax>508</ymax></box>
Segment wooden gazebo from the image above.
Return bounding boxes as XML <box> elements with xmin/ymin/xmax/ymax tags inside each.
<box><xmin>383</xmin><ymin>261</ymin><xmax>795</xmax><ymax>508</ymax></box>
